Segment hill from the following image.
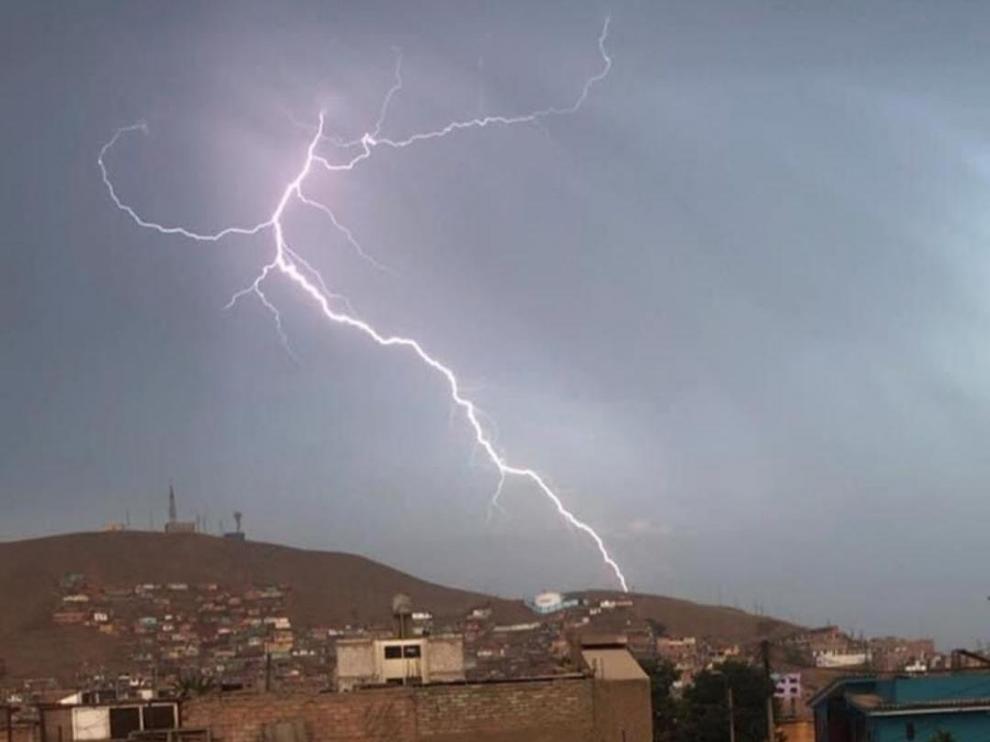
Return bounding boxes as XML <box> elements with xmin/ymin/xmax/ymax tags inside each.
<box><xmin>580</xmin><ymin>590</ymin><xmax>796</xmax><ymax>643</ymax></box>
<box><xmin>0</xmin><ymin>531</ymin><xmax>531</xmax><ymax>680</ymax></box>
<box><xmin>0</xmin><ymin>531</ymin><xmax>795</xmax><ymax>681</ymax></box>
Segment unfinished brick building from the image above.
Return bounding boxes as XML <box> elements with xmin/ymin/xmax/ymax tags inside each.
<box><xmin>182</xmin><ymin>672</ymin><xmax>651</xmax><ymax>742</ymax></box>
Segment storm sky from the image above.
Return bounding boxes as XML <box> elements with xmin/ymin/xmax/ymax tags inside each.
<box><xmin>5</xmin><ymin>1</ymin><xmax>990</xmax><ymax>647</ymax></box>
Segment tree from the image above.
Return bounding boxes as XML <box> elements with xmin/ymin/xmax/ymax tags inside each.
<box><xmin>929</xmin><ymin>732</ymin><xmax>956</xmax><ymax>742</ymax></box>
<box><xmin>640</xmin><ymin>657</ymin><xmax>783</xmax><ymax>742</ymax></box>
<box><xmin>640</xmin><ymin>658</ymin><xmax>681</xmax><ymax>741</ymax></box>
<box><xmin>175</xmin><ymin>669</ymin><xmax>215</xmax><ymax>698</ymax></box>
<box><xmin>679</xmin><ymin>660</ymin><xmax>780</xmax><ymax>742</ymax></box>
<box><xmin>646</xmin><ymin>618</ymin><xmax>668</xmax><ymax>638</ymax></box>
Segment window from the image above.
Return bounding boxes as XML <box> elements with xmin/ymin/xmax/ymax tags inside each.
<box><xmin>109</xmin><ymin>707</ymin><xmax>141</xmax><ymax>740</ymax></box>
<box><xmin>142</xmin><ymin>705</ymin><xmax>177</xmax><ymax>730</ymax></box>
<box><xmin>384</xmin><ymin>645</ymin><xmax>402</xmax><ymax>659</ymax></box>
<box><xmin>403</xmin><ymin>645</ymin><xmax>421</xmax><ymax>658</ymax></box>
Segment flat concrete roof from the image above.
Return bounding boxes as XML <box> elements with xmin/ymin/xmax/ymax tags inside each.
<box><xmin>581</xmin><ymin>648</ymin><xmax>648</xmax><ymax>681</ymax></box>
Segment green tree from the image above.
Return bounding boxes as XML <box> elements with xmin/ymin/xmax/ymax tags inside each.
<box><xmin>641</xmin><ymin>658</ymin><xmax>784</xmax><ymax>742</ymax></box>
<box><xmin>640</xmin><ymin>658</ymin><xmax>681</xmax><ymax>741</ymax></box>
<box><xmin>175</xmin><ymin>669</ymin><xmax>215</xmax><ymax>698</ymax></box>
<box><xmin>678</xmin><ymin>660</ymin><xmax>780</xmax><ymax>742</ymax></box>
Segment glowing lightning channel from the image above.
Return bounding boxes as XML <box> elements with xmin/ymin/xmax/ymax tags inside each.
<box><xmin>297</xmin><ymin>188</ymin><xmax>393</xmax><ymax>273</ymax></box>
<box><xmin>99</xmin><ymin>17</ymin><xmax>628</xmax><ymax>592</ymax></box>
<box><xmin>224</xmin><ymin>271</ymin><xmax>299</xmax><ymax>364</ymax></box>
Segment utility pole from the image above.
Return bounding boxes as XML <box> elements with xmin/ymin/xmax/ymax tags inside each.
<box><xmin>5</xmin><ymin>704</ymin><xmax>13</xmax><ymax>742</ymax></box>
<box><xmin>761</xmin><ymin>640</ymin><xmax>776</xmax><ymax>742</ymax></box>
<box><xmin>727</xmin><ymin>686</ymin><xmax>736</xmax><ymax>742</ymax></box>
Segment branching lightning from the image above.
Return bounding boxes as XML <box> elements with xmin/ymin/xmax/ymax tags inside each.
<box><xmin>99</xmin><ymin>18</ymin><xmax>629</xmax><ymax>592</ymax></box>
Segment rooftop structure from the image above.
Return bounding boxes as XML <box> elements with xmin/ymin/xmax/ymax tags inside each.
<box><xmin>334</xmin><ymin>635</ymin><xmax>465</xmax><ymax>692</ymax></box>
<box><xmin>581</xmin><ymin>646</ymin><xmax>649</xmax><ymax>682</ymax></box>
<box><xmin>812</xmin><ymin>672</ymin><xmax>990</xmax><ymax>741</ymax></box>
<box><xmin>38</xmin><ymin>699</ymin><xmax>180</xmax><ymax>742</ymax></box>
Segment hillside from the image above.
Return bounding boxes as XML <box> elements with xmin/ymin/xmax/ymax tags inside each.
<box><xmin>0</xmin><ymin>531</ymin><xmax>531</xmax><ymax>680</ymax></box>
<box><xmin>580</xmin><ymin>590</ymin><xmax>796</xmax><ymax>643</ymax></box>
<box><xmin>0</xmin><ymin>532</ymin><xmax>795</xmax><ymax>681</ymax></box>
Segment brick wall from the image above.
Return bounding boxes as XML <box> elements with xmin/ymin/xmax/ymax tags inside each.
<box><xmin>591</xmin><ymin>680</ymin><xmax>652</xmax><ymax>742</ymax></box>
<box><xmin>39</xmin><ymin>707</ymin><xmax>71</xmax><ymax>742</ymax></box>
<box><xmin>414</xmin><ymin>677</ymin><xmax>595</xmax><ymax>741</ymax></box>
<box><xmin>184</xmin><ymin>675</ymin><xmax>651</xmax><ymax>742</ymax></box>
<box><xmin>184</xmin><ymin>689</ymin><xmax>416</xmax><ymax>742</ymax></box>
<box><xmin>4</xmin><ymin>724</ymin><xmax>39</xmax><ymax>742</ymax></box>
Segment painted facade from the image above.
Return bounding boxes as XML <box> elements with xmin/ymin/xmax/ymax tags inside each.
<box><xmin>812</xmin><ymin>672</ymin><xmax>990</xmax><ymax>741</ymax></box>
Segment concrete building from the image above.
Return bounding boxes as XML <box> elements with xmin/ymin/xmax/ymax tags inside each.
<box><xmin>773</xmin><ymin>672</ymin><xmax>803</xmax><ymax>718</ymax></box>
<box><xmin>812</xmin><ymin>672</ymin><xmax>990</xmax><ymax>741</ymax></box>
<box><xmin>38</xmin><ymin>701</ymin><xmax>179</xmax><ymax>742</ymax></box>
<box><xmin>793</xmin><ymin>625</ymin><xmax>868</xmax><ymax>665</ymax></box>
<box><xmin>335</xmin><ymin>635</ymin><xmax>465</xmax><ymax>691</ymax></box>
<box><xmin>869</xmin><ymin>637</ymin><xmax>936</xmax><ymax>673</ymax></box>
<box><xmin>581</xmin><ymin>644</ymin><xmax>649</xmax><ymax>682</ymax></box>
<box><xmin>525</xmin><ymin>591</ymin><xmax>580</xmax><ymax>615</ymax></box>
<box><xmin>814</xmin><ymin>651</ymin><xmax>870</xmax><ymax>668</ymax></box>
<box><xmin>656</xmin><ymin>636</ymin><xmax>697</xmax><ymax>664</ymax></box>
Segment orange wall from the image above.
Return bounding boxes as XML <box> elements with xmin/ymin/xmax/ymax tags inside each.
<box><xmin>781</xmin><ymin>720</ymin><xmax>815</xmax><ymax>742</ymax></box>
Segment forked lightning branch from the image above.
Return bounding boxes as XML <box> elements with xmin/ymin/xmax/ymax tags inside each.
<box><xmin>98</xmin><ymin>18</ymin><xmax>629</xmax><ymax>592</ymax></box>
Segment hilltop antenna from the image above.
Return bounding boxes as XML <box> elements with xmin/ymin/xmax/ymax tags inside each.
<box><xmin>168</xmin><ymin>482</ymin><xmax>177</xmax><ymax>524</ymax></box>
<box><xmin>234</xmin><ymin>511</ymin><xmax>243</xmax><ymax>534</ymax></box>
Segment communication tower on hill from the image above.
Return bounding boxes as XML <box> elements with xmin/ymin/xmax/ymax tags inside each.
<box><xmin>168</xmin><ymin>483</ymin><xmax>177</xmax><ymax>523</ymax></box>
<box><xmin>164</xmin><ymin>483</ymin><xmax>196</xmax><ymax>534</ymax></box>
<box><xmin>223</xmin><ymin>510</ymin><xmax>246</xmax><ymax>541</ymax></box>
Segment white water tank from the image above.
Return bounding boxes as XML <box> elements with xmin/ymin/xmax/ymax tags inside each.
<box><xmin>532</xmin><ymin>591</ymin><xmax>564</xmax><ymax>613</ymax></box>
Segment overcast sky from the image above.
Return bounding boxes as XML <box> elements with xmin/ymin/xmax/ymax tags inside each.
<box><xmin>5</xmin><ymin>1</ymin><xmax>990</xmax><ymax>647</ymax></box>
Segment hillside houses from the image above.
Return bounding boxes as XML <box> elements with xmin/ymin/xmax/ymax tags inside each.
<box><xmin>31</xmin><ymin>579</ymin><xmax>695</xmax><ymax>692</ymax></box>
<box><xmin>40</xmin><ymin>573</ymin><xmax>330</xmax><ymax>690</ymax></box>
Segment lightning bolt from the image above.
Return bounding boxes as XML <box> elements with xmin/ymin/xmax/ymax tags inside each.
<box><xmin>98</xmin><ymin>18</ymin><xmax>629</xmax><ymax>592</ymax></box>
